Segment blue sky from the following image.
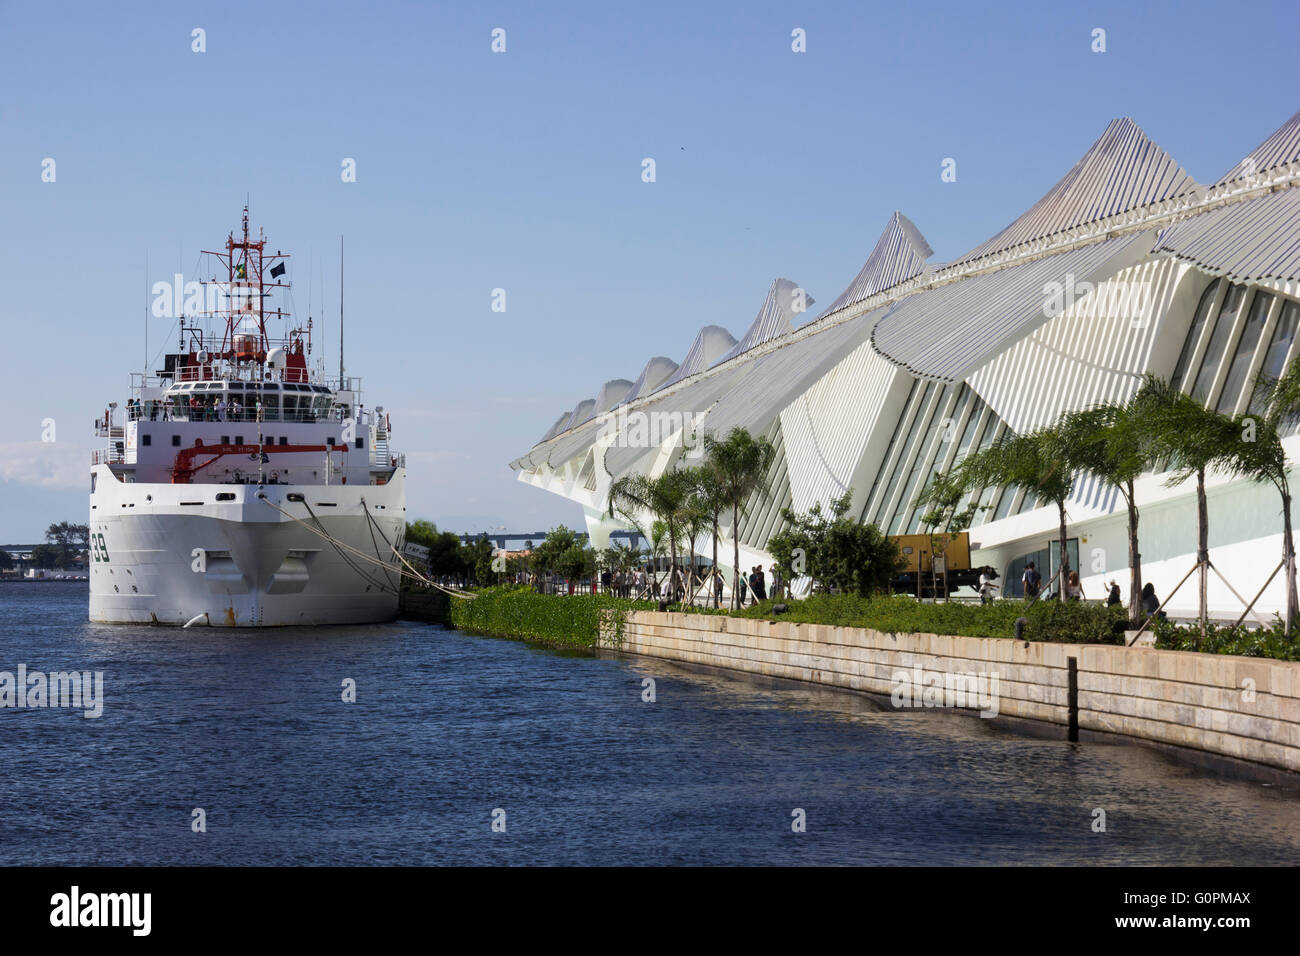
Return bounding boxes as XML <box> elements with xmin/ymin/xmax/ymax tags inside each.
<box><xmin>1</xmin><ymin>0</ymin><xmax>1296</xmax><ymax>541</ymax></box>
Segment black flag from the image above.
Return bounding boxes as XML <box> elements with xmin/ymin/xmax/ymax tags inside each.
<box><xmin>270</xmin><ymin>262</ymin><xmax>286</xmax><ymax>279</ymax></box>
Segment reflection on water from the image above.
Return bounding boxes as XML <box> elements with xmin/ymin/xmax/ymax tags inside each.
<box><xmin>1</xmin><ymin>582</ymin><xmax>1297</xmax><ymax>865</ymax></box>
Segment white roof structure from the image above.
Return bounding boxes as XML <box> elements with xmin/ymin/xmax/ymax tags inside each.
<box><xmin>714</xmin><ymin>277</ymin><xmax>810</xmax><ymax>365</ymax></box>
<box><xmin>512</xmin><ymin>111</ymin><xmax>1300</xmax><ymax>618</ymax></box>
<box><xmin>595</xmin><ymin>379</ymin><xmax>634</xmax><ymax>414</ymax></box>
<box><xmin>953</xmin><ymin>118</ymin><xmax>1199</xmax><ymax>266</ymax></box>
<box><xmin>819</xmin><ymin>211</ymin><xmax>932</xmax><ymax>318</ymax></box>
<box><xmin>1216</xmin><ymin>108</ymin><xmax>1300</xmax><ymax>185</ymax></box>
<box><xmin>623</xmin><ymin>356</ymin><xmax>678</xmax><ymax>404</ymax></box>
<box><xmin>656</xmin><ymin>325</ymin><xmax>738</xmax><ymax>391</ymax></box>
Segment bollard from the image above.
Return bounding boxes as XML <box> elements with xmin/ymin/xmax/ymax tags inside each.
<box><xmin>1067</xmin><ymin>656</ymin><xmax>1079</xmax><ymax>742</ymax></box>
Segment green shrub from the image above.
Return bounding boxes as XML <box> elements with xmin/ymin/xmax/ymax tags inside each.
<box><xmin>448</xmin><ymin>585</ymin><xmax>655</xmax><ymax>650</ymax></box>
<box><xmin>1020</xmin><ymin>599</ymin><xmax>1128</xmax><ymax>644</ymax></box>
<box><xmin>1153</xmin><ymin>616</ymin><xmax>1300</xmax><ymax>661</ymax></box>
<box><xmin>731</xmin><ymin>594</ymin><xmax>1024</xmax><ymax>638</ymax></box>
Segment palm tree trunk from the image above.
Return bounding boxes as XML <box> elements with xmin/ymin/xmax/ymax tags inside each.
<box><xmin>731</xmin><ymin>502</ymin><xmax>741</xmax><ymax>610</ymax></box>
<box><xmin>1283</xmin><ymin>486</ymin><xmax>1297</xmax><ymax>632</ymax></box>
<box><xmin>688</xmin><ymin>536</ymin><xmax>697</xmax><ymax>607</ymax></box>
<box><xmin>1125</xmin><ymin>481</ymin><xmax>1141</xmax><ymax>628</ymax></box>
<box><xmin>1057</xmin><ymin>499</ymin><xmax>1070</xmax><ymax>603</ymax></box>
<box><xmin>1197</xmin><ymin>467</ymin><xmax>1208</xmax><ymax>638</ymax></box>
<box><xmin>711</xmin><ymin>514</ymin><xmax>720</xmax><ymax>608</ymax></box>
<box><xmin>667</xmin><ymin>517</ymin><xmax>678</xmax><ymax>605</ymax></box>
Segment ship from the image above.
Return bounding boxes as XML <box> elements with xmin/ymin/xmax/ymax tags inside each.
<box><xmin>89</xmin><ymin>209</ymin><xmax>407</xmax><ymax>626</ymax></box>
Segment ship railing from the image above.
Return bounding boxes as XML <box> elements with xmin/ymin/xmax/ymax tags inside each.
<box><xmin>127</xmin><ymin>406</ymin><xmax>332</xmax><ymax>425</ymax></box>
<box><xmin>91</xmin><ymin>446</ymin><xmax>126</xmax><ymax>466</ymax></box>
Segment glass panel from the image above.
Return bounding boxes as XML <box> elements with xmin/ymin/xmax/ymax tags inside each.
<box><xmin>963</xmin><ymin>421</ymin><xmax>1004</xmax><ymax>525</ymax></box>
<box><xmin>1015</xmin><ymin>490</ymin><xmax>1040</xmax><ymax>515</ymax></box>
<box><xmin>907</xmin><ymin>386</ymin><xmax>967</xmax><ymax>531</ymax></box>
<box><xmin>1190</xmin><ymin>284</ymin><xmax>1245</xmax><ymax>404</ymax></box>
<box><xmin>992</xmin><ymin>483</ymin><xmax>1019</xmax><ymax>521</ymax></box>
<box><xmin>1215</xmin><ymin>291</ymin><xmax>1272</xmax><ymax>413</ymax></box>
<box><xmin>1249</xmin><ymin>299</ymin><xmax>1299</xmax><ymax>415</ymax></box>
<box><xmin>1170</xmin><ymin>278</ymin><xmax>1220</xmax><ymax>392</ymax></box>
<box><xmin>1047</xmin><ymin>539</ymin><xmax>1081</xmax><ymax>596</ymax></box>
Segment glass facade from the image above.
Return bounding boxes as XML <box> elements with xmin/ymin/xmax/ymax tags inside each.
<box><xmin>1190</xmin><ymin>283</ymin><xmax>1245</xmax><ymax>403</ymax></box>
<box><xmin>1215</xmin><ymin>291</ymin><xmax>1272</xmax><ymax>413</ymax></box>
<box><xmin>856</xmin><ymin>278</ymin><xmax>1300</xmax><ymax>537</ymax></box>
<box><xmin>1249</xmin><ymin>299</ymin><xmax>1299</xmax><ymax>415</ymax></box>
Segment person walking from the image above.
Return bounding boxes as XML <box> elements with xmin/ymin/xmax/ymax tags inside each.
<box><xmin>1021</xmin><ymin>561</ymin><xmax>1041</xmax><ymax>600</ymax></box>
<box><xmin>1066</xmin><ymin>570</ymin><xmax>1085</xmax><ymax>601</ymax></box>
<box><xmin>1106</xmin><ymin>581</ymin><xmax>1121</xmax><ymax>606</ymax></box>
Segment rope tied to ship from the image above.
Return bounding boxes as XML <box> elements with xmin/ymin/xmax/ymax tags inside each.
<box><xmin>255</xmin><ymin>492</ymin><xmax>477</xmax><ymax>598</ymax></box>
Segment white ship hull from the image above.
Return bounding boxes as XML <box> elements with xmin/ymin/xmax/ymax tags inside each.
<box><xmin>88</xmin><ymin>465</ymin><xmax>406</xmax><ymax>627</ymax></box>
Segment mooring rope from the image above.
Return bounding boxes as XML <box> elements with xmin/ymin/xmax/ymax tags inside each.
<box><xmin>255</xmin><ymin>492</ymin><xmax>476</xmax><ymax>598</ymax></box>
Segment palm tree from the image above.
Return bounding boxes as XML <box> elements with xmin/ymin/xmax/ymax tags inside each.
<box><xmin>1224</xmin><ymin>361</ymin><xmax>1300</xmax><ymax>631</ymax></box>
<box><xmin>676</xmin><ymin>467</ymin><xmax>712</xmax><ymax>606</ymax></box>
<box><xmin>1060</xmin><ymin>391</ymin><xmax>1163</xmax><ymax>627</ymax></box>
<box><xmin>606</xmin><ymin>470</ymin><xmax>693</xmax><ymax>601</ymax></box>
<box><xmin>647</xmin><ymin>520</ymin><xmax>668</xmax><ymax>596</ymax></box>
<box><xmin>686</xmin><ymin>466</ymin><xmax>729</xmax><ymax>607</ymax></box>
<box><xmin>701</xmin><ymin>427</ymin><xmax>776</xmax><ymax>609</ymax></box>
<box><xmin>949</xmin><ymin>426</ymin><xmax>1080</xmax><ymax>602</ymax></box>
<box><xmin>1141</xmin><ymin>376</ymin><xmax>1241</xmax><ymax>633</ymax></box>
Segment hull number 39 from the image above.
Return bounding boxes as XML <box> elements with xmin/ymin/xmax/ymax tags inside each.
<box><xmin>90</xmin><ymin>532</ymin><xmax>110</xmax><ymax>563</ymax></box>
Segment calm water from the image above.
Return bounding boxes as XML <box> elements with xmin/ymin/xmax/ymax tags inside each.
<box><xmin>1</xmin><ymin>581</ymin><xmax>1298</xmax><ymax>865</ymax></box>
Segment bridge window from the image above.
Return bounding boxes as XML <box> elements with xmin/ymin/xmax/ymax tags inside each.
<box><xmin>141</xmin><ymin>434</ymin><xmax>151</xmax><ymax>446</ymax></box>
<box><xmin>171</xmin><ymin>435</ymin><xmax>181</xmax><ymax>447</ymax></box>
<box><xmin>355</xmin><ymin>437</ymin><xmax>365</xmax><ymax>450</ymax></box>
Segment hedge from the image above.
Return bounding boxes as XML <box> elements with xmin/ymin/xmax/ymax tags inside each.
<box><xmin>449</xmin><ymin>589</ymin><xmax>1300</xmax><ymax>659</ymax></box>
<box><xmin>448</xmin><ymin>585</ymin><xmax>655</xmax><ymax>650</ymax></box>
<box><xmin>729</xmin><ymin>593</ymin><xmax>1129</xmax><ymax>643</ymax></box>
<box><xmin>1154</xmin><ymin>617</ymin><xmax>1300</xmax><ymax>661</ymax></box>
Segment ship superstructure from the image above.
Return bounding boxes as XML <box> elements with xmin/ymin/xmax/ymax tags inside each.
<box><xmin>89</xmin><ymin>210</ymin><xmax>407</xmax><ymax>626</ymax></box>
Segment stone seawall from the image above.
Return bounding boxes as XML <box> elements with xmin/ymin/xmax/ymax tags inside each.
<box><xmin>606</xmin><ymin>611</ymin><xmax>1300</xmax><ymax>776</ymax></box>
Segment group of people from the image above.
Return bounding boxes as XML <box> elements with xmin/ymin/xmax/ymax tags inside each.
<box><xmin>123</xmin><ymin>395</ymin><xmax>271</xmax><ymax>423</ymax></box>
<box><xmin>594</xmin><ymin>563</ymin><xmax>785</xmax><ymax>606</ymax></box>
<box><xmin>600</xmin><ymin>568</ymin><xmax>648</xmax><ymax>599</ymax></box>
<box><xmin>183</xmin><ymin>395</ymin><xmax>264</xmax><ymax>423</ymax></box>
<box><xmin>1012</xmin><ymin>562</ymin><xmax>1167</xmax><ymax>619</ymax></box>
